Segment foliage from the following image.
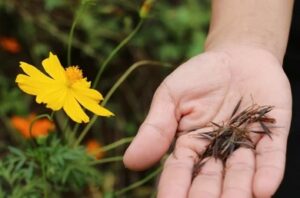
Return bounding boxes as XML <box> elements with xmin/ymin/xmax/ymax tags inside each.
<box><xmin>0</xmin><ymin>135</ymin><xmax>101</xmax><ymax>197</ymax></box>
<box><xmin>0</xmin><ymin>0</ymin><xmax>210</xmax><ymax>197</ymax></box>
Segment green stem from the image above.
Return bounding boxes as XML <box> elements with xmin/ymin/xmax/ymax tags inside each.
<box><xmin>102</xmin><ymin>137</ymin><xmax>134</xmax><ymax>152</ymax></box>
<box><xmin>66</xmin><ymin>1</ymin><xmax>94</xmax><ymax>141</ymax></box>
<box><xmin>41</xmin><ymin>160</ymin><xmax>48</xmax><ymax>198</ymax></box>
<box><xmin>102</xmin><ymin>60</ymin><xmax>171</xmax><ymax>106</ymax></box>
<box><xmin>76</xmin><ymin>134</ymin><xmax>132</xmax><ymax>153</ymax></box>
<box><xmin>92</xmin><ymin>19</ymin><xmax>144</xmax><ymax>89</ymax></box>
<box><xmin>89</xmin><ymin>156</ymin><xmax>123</xmax><ymax>165</ymax></box>
<box><xmin>74</xmin><ymin>60</ymin><xmax>170</xmax><ymax>147</ymax></box>
<box><xmin>115</xmin><ymin>166</ymin><xmax>163</xmax><ymax>196</ymax></box>
<box><xmin>62</xmin><ymin>119</ymin><xmax>75</xmax><ymax>145</ymax></box>
<box><xmin>67</xmin><ymin>1</ymin><xmax>87</xmax><ymax>65</ymax></box>
<box><xmin>72</xmin><ymin>124</ymin><xmax>80</xmax><ymax>136</ymax></box>
<box><xmin>73</xmin><ymin>115</ymin><xmax>98</xmax><ymax>146</ymax></box>
<box><xmin>66</xmin><ymin>1</ymin><xmax>88</xmax><ymax>138</ymax></box>
<box><xmin>72</xmin><ymin>18</ymin><xmax>145</xmax><ymax>141</ymax></box>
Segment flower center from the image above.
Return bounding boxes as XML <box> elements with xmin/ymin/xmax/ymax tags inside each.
<box><xmin>65</xmin><ymin>66</ymin><xmax>83</xmax><ymax>85</ymax></box>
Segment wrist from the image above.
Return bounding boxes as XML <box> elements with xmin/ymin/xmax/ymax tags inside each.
<box><xmin>205</xmin><ymin>26</ymin><xmax>287</xmax><ymax>64</ymax></box>
<box><xmin>204</xmin><ymin>0</ymin><xmax>294</xmax><ymax>64</ymax></box>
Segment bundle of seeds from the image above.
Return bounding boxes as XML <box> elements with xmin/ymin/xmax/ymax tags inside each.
<box><xmin>192</xmin><ymin>99</ymin><xmax>276</xmax><ymax>176</ymax></box>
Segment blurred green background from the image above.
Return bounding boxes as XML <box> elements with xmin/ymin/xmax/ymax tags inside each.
<box><xmin>0</xmin><ymin>0</ymin><xmax>210</xmax><ymax>197</ymax></box>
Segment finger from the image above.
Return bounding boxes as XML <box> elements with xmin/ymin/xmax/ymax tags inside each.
<box><xmin>222</xmin><ymin>148</ymin><xmax>255</xmax><ymax>198</ymax></box>
<box><xmin>123</xmin><ymin>83</ymin><xmax>178</xmax><ymax>170</ymax></box>
<box><xmin>158</xmin><ymin>132</ymin><xmax>209</xmax><ymax>198</ymax></box>
<box><xmin>253</xmin><ymin>107</ymin><xmax>291</xmax><ymax>197</ymax></box>
<box><xmin>253</xmin><ymin>126</ymin><xmax>288</xmax><ymax>197</ymax></box>
<box><xmin>189</xmin><ymin>158</ymin><xmax>223</xmax><ymax>198</ymax></box>
<box><xmin>157</xmin><ymin>151</ymin><xmax>196</xmax><ymax>198</ymax></box>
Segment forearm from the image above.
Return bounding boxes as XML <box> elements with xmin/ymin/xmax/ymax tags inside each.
<box><xmin>205</xmin><ymin>0</ymin><xmax>294</xmax><ymax>63</ymax></box>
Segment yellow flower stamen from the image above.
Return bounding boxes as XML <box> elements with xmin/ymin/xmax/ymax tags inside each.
<box><xmin>65</xmin><ymin>66</ymin><xmax>83</xmax><ymax>85</ymax></box>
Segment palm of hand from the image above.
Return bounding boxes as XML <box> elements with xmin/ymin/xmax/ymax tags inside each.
<box><xmin>124</xmin><ymin>47</ymin><xmax>291</xmax><ymax>198</ymax></box>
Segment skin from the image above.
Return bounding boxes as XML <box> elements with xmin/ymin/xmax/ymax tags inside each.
<box><xmin>124</xmin><ymin>0</ymin><xmax>294</xmax><ymax>197</ymax></box>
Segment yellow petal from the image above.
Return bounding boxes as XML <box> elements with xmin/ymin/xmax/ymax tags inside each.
<box><xmin>76</xmin><ymin>78</ymin><xmax>91</xmax><ymax>88</ymax></box>
<box><xmin>42</xmin><ymin>52</ymin><xmax>66</xmax><ymax>82</ymax></box>
<box><xmin>19</xmin><ymin>62</ymin><xmax>53</xmax><ymax>83</ymax></box>
<box><xmin>72</xmin><ymin>80</ymin><xmax>103</xmax><ymax>102</ymax></box>
<box><xmin>16</xmin><ymin>74</ymin><xmax>66</xmax><ymax>111</ymax></box>
<box><xmin>16</xmin><ymin>74</ymin><xmax>53</xmax><ymax>96</ymax></box>
<box><xmin>17</xmin><ymin>83</ymin><xmax>40</xmax><ymax>95</ymax></box>
<box><xmin>63</xmin><ymin>92</ymin><xmax>89</xmax><ymax>123</ymax></box>
<box><xmin>73</xmin><ymin>90</ymin><xmax>114</xmax><ymax>117</ymax></box>
<box><xmin>37</xmin><ymin>86</ymin><xmax>67</xmax><ymax>111</ymax></box>
<box><xmin>35</xmin><ymin>82</ymin><xmax>62</xmax><ymax>102</ymax></box>
<box><xmin>16</xmin><ymin>75</ymin><xmax>39</xmax><ymax>95</ymax></box>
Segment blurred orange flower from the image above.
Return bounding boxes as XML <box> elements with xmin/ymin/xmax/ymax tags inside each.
<box><xmin>0</xmin><ymin>36</ymin><xmax>21</xmax><ymax>53</ymax></box>
<box><xmin>11</xmin><ymin>114</ymin><xmax>54</xmax><ymax>138</ymax></box>
<box><xmin>86</xmin><ymin>139</ymin><xmax>105</xmax><ymax>159</ymax></box>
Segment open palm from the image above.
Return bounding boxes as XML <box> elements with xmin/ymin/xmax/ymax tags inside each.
<box><xmin>124</xmin><ymin>46</ymin><xmax>292</xmax><ymax>198</ymax></box>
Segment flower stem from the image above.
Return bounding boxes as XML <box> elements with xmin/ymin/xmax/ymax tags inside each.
<box><xmin>75</xmin><ymin>136</ymin><xmax>132</xmax><ymax>160</ymax></box>
<box><xmin>71</xmin><ymin>19</ymin><xmax>144</xmax><ymax>139</ymax></box>
<box><xmin>41</xmin><ymin>160</ymin><xmax>48</xmax><ymax>198</ymax></box>
<box><xmin>115</xmin><ymin>166</ymin><xmax>162</xmax><ymax>196</ymax></box>
<box><xmin>102</xmin><ymin>137</ymin><xmax>134</xmax><ymax>152</ymax></box>
<box><xmin>74</xmin><ymin>60</ymin><xmax>170</xmax><ymax>147</ymax></box>
<box><xmin>102</xmin><ymin>60</ymin><xmax>171</xmax><ymax>106</ymax></box>
<box><xmin>92</xmin><ymin>19</ymin><xmax>144</xmax><ymax>89</ymax></box>
<box><xmin>66</xmin><ymin>0</ymin><xmax>90</xmax><ymax>139</ymax></box>
<box><xmin>89</xmin><ymin>156</ymin><xmax>123</xmax><ymax>165</ymax></box>
<box><xmin>67</xmin><ymin>1</ymin><xmax>88</xmax><ymax>66</ymax></box>
<box><xmin>62</xmin><ymin>119</ymin><xmax>75</xmax><ymax>145</ymax></box>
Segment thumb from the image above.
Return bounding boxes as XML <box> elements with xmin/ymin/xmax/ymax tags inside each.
<box><xmin>123</xmin><ymin>83</ymin><xmax>178</xmax><ymax>170</ymax></box>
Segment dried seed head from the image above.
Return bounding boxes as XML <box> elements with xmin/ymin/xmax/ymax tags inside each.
<box><xmin>191</xmin><ymin>99</ymin><xmax>276</xmax><ymax>176</ymax></box>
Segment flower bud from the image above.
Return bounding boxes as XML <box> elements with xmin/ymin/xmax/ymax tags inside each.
<box><xmin>139</xmin><ymin>0</ymin><xmax>155</xmax><ymax>18</ymax></box>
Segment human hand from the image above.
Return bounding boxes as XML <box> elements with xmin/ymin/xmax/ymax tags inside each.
<box><xmin>123</xmin><ymin>45</ymin><xmax>292</xmax><ymax>198</ymax></box>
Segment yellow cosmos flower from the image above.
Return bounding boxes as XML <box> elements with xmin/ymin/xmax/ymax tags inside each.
<box><xmin>16</xmin><ymin>52</ymin><xmax>114</xmax><ymax>123</ymax></box>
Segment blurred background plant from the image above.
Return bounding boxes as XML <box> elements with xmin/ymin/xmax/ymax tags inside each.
<box><xmin>0</xmin><ymin>0</ymin><xmax>210</xmax><ymax>197</ymax></box>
